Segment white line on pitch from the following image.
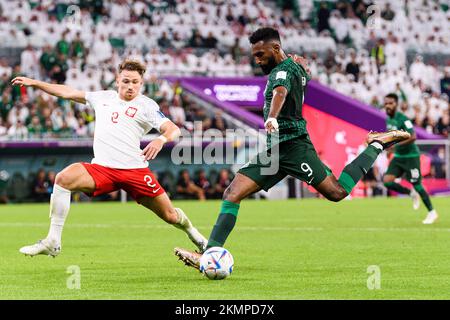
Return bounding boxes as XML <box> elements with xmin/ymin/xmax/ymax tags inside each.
<box><xmin>0</xmin><ymin>222</ymin><xmax>449</xmax><ymax>233</ymax></box>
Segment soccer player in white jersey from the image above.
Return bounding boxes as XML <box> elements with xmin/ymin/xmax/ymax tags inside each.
<box><xmin>11</xmin><ymin>59</ymin><xmax>207</xmax><ymax>257</ymax></box>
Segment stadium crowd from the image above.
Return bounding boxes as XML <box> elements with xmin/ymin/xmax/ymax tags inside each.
<box><xmin>0</xmin><ymin>0</ymin><xmax>448</xmax><ymax>140</ymax></box>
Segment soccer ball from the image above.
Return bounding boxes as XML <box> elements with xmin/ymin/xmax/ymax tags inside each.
<box><xmin>199</xmin><ymin>247</ymin><xmax>234</xmax><ymax>280</ymax></box>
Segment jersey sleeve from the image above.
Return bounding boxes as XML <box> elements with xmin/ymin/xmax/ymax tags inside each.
<box><xmin>146</xmin><ymin>99</ymin><xmax>171</xmax><ymax>132</ymax></box>
<box><xmin>84</xmin><ymin>91</ymin><xmax>105</xmax><ymax>108</ymax></box>
<box><xmin>271</xmin><ymin>68</ymin><xmax>293</xmax><ymax>93</ymax></box>
<box><xmin>400</xmin><ymin>116</ymin><xmax>415</xmax><ymax>134</ymax></box>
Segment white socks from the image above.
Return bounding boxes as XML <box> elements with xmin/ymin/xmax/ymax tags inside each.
<box><xmin>370</xmin><ymin>142</ymin><xmax>384</xmax><ymax>151</ymax></box>
<box><xmin>174</xmin><ymin>208</ymin><xmax>193</xmax><ymax>231</ymax></box>
<box><xmin>46</xmin><ymin>184</ymin><xmax>71</xmax><ymax>244</ymax></box>
<box><xmin>174</xmin><ymin>208</ymin><xmax>207</xmax><ymax>251</ymax></box>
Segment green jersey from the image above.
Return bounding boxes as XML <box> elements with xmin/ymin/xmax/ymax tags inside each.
<box><xmin>386</xmin><ymin>112</ymin><xmax>420</xmax><ymax>157</ymax></box>
<box><xmin>264</xmin><ymin>57</ymin><xmax>310</xmax><ymax>148</ymax></box>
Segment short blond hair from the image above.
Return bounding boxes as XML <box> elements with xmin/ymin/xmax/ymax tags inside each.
<box><xmin>118</xmin><ymin>59</ymin><xmax>146</xmax><ymax>77</ymax></box>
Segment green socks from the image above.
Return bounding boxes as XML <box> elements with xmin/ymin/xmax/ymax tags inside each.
<box><xmin>338</xmin><ymin>144</ymin><xmax>382</xmax><ymax>194</ymax></box>
<box><xmin>413</xmin><ymin>183</ymin><xmax>434</xmax><ymax>211</ymax></box>
<box><xmin>207</xmin><ymin>200</ymin><xmax>240</xmax><ymax>249</ymax></box>
<box><xmin>384</xmin><ymin>182</ymin><xmax>411</xmax><ymax>194</ymax></box>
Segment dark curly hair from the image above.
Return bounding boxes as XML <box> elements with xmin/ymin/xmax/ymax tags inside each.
<box><xmin>248</xmin><ymin>27</ymin><xmax>281</xmax><ymax>44</ymax></box>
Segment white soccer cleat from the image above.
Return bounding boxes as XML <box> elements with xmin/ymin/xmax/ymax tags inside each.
<box><xmin>410</xmin><ymin>189</ymin><xmax>420</xmax><ymax>210</ymax></box>
<box><xmin>422</xmin><ymin>210</ymin><xmax>438</xmax><ymax>225</ymax></box>
<box><xmin>19</xmin><ymin>239</ymin><xmax>61</xmax><ymax>257</ymax></box>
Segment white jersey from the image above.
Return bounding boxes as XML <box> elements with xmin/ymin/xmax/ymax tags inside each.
<box><xmin>85</xmin><ymin>90</ymin><xmax>170</xmax><ymax>169</ymax></box>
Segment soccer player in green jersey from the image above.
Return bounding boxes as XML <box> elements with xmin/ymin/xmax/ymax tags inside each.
<box><xmin>174</xmin><ymin>27</ymin><xmax>410</xmax><ymax>269</ymax></box>
<box><xmin>382</xmin><ymin>93</ymin><xmax>438</xmax><ymax>224</ymax></box>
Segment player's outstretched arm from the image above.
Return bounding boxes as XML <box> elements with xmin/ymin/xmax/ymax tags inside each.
<box><xmin>11</xmin><ymin>77</ymin><xmax>86</xmax><ymax>104</ymax></box>
<box><xmin>141</xmin><ymin>121</ymin><xmax>181</xmax><ymax>161</ymax></box>
<box><xmin>265</xmin><ymin>86</ymin><xmax>288</xmax><ymax>133</ymax></box>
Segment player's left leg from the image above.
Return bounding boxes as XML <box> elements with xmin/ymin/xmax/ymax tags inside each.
<box><xmin>404</xmin><ymin>157</ymin><xmax>438</xmax><ymax>224</ymax></box>
<box><xmin>412</xmin><ymin>183</ymin><xmax>438</xmax><ymax>224</ymax></box>
<box><xmin>138</xmin><ymin>193</ymin><xmax>207</xmax><ymax>251</ymax></box>
<box><xmin>174</xmin><ymin>172</ymin><xmax>265</xmax><ymax>270</ymax></box>
<box><xmin>383</xmin><ymin>158</ymin><xmax>420</xmax><ymax>209</ymax></box>
<box><xmin>318</xmin><ymin>130</ymin><xmax>410</xmax><ymax>200</ymax></box>
<box><xmin>19</xmin><ymin>162</ymin><xmax>99</xmax><ymax>257</ymax></box>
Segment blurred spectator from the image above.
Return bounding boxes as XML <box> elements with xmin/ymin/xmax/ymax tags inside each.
<box><xmin>212</xmin><ymin>169</ymin><xmax>232</xmax><ymax>199</ymax></box>
<box><xmin>345</xmin><ymin>51</ymin><xmax>360</xmax><ymax>82</ymax></box>
<box><xmin>237</xmin><ymin>8</ymin><xmax>251</xmax><ymax>27</ymax></box>
<box><xmin>157</xmin><ymin>32</ymin><xmax>173</xmax><ymax>49</ymax></box>
<box><xmin>176</xmin><ymin>169</ymin><xmax>206</xmax><ymax>200</ymax></box>
<box><xmin>280</xmin><ymin>9</ymin><xmax>295</xmax><ymax>27</ymax></box>
<box><xmin>70</xmin><ymin>32</ymin><xmax>86</xmax><ymax>59</ymax></box>
<box><xmin>0</xmin><ymin>170</ymin><xmax>10</xmax><ymax>204</ymax></box>
<box><xmin>381</xmin><ymin>3</ymin><xmax>395</xmax><ymax>21</ymax></box>
<box><xmin>203</xmin><ymin>32</ymin><xmax>218</xmax><ymax>49</ymax></box>
<box><xmin>436</xmin><ymin>112</ymin><xmax>450</xmax><ymax>136</ymax></box>
<box><xmin>211</xmin><ymin>111</ymin><xmax>228</xmax><ymax>132</ymax></box>
<box><xmin>230</xmin><ymin>37</ymin><xmax>244</xmax><ymax>63</ymax></box>
<box><xmin>56</xmin><ymin>31</ymin><xmax>70</xmax><ymax>56</ymax></box>
<box><xmin>317</xmin><ymin>2</ymin><xmax>331</xmax><ymax>33</ymax></box>
<box><xmin>194</xmin><ymin>169</ymin><xmax>214</xmax><ymax>198</ymax></box>
<box><xmin>20</xmin><ymin>44</ymin><xmax>39</xmax><ymax>78</ymax></box>
<box><xmin>47</xmin><ymin>171</ymin><xmax>56</xmax><ymax>194</ymax></box>
<box><xmin>441</xmin><ymin>70</ymin><xmax>450</xmax><ymax>98</ymax></box>
<box><xmin>27</xmin><ymin>115</ymin><xmax>43</xmax><ymax>138</ymax></box>
<box><xmin>168</xmin><ymin>95</ymin><xmax>186</xmax><ymax>127</ymax></box>
<box><xmin>188</xmin><ymin>30</ymin><xmax>204</xmax><ymax>48</ymax></box>
<box><xmin>371</xmin><ymin>39</ymin><xmax>385</xmax><ymax>72</ymax></box>
<box><xmin>0</xmin><ymin>117</ymin><xmax>7</xmax><ymax>137</ymax></box>
<box><xmin>31</xmin><ymin>169</ymin><xmax>50</xmax><ymax>202</ymax></box>
<box><xmin>7</xmin><ymin>120</ymin><xmax>28</xmax><ymax>139</ymax></box>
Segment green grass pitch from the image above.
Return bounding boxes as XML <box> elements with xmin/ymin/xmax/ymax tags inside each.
<box><xmin>0</xmin><ymin>197</ymin><xmax>449</xmax><ymax>299</ymax></box>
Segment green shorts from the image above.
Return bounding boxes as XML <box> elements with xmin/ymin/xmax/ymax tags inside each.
<box><xmin>385</xmin><ymin>156</ymin><xmax>422</xmax><ymax>184</ymax></box>
<box><xmin>238</xmin><ymin>135</ymin><xmax>331</xmax><ymax>191</ymax></box>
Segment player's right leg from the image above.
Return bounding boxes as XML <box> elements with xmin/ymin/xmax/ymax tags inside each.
<box><xmin>138</xmin><ymin>193</ymin><xmax>208</xmax><ymax>252</ymax></box>
<box><xmin>174</xmin><ymin>173</ymin><xmax>263</xmax><ymax>269</ymax></box>
<box><xmin>19</xmin><ymin>163</ymin><xmax>96</xmax><ymax>257</ymax></box>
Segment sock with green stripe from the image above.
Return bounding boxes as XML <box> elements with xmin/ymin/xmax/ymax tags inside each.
<box><xmin>338</xmin><ymin>144</ymin><xmax>382</xmax><ymax>194</ymax></box>
<box><xmin>413</xmin><ymin>183</ymin><xmax>434</xmax><ymax>211</ymax></box>
<box><xmin>384</xmin><ymin>182</ymin><xmax>411</xmax><ymax>194</ymax></box>
<box><xmin>207</xmin><ymin>200</ymin><xmax>240</xmax><ymax>249</ymax></box>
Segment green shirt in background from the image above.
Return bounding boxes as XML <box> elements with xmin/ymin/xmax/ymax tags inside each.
<box><xmin>386</xmin><ymin>111</ymin><xmax>420</xmax><ymax>157</ymax></box>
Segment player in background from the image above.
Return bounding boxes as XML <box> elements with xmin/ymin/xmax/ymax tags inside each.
<box><xmin>12</xmin><ymin>59</ymin><xmax>207</xmax><ymax>257</ymax></box>
<box><xmin>174</xmin><ymin>27</ymin><xmax>411</xmax><ymax>269</ymax></box>
<box><xmin>382</xmin><ymin>93</ymin><xmax>438</xmax><ymax>224</ymax></box>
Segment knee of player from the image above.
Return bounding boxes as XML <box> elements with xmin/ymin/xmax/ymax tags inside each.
<box><xmin>327</xmin><ymin>189</ymin><xmax>347</xmax><ymax>202</ymax></box>
<box><xmin>164</xmin><ymin>207</ymin><xmax>179</xmax><ymax>224</ymax></box>
<box><xmin>412</xmin><ymin>183</ymin><xmax>424</xmax><ymax>192</ymax></box>
<box><xmin>54</xmin><ymin>172</ymin><xmax>73</xmax><ymax>190</ymax></box>
<box><xmin>382</xmin><ymin>176</ymin><xmax>392</xmax><ymax>184</ymax></box>
<box><xmin>222</xmin><ymin>186</ymin><xmax>240</xmax><ymax>203</ymax></box>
